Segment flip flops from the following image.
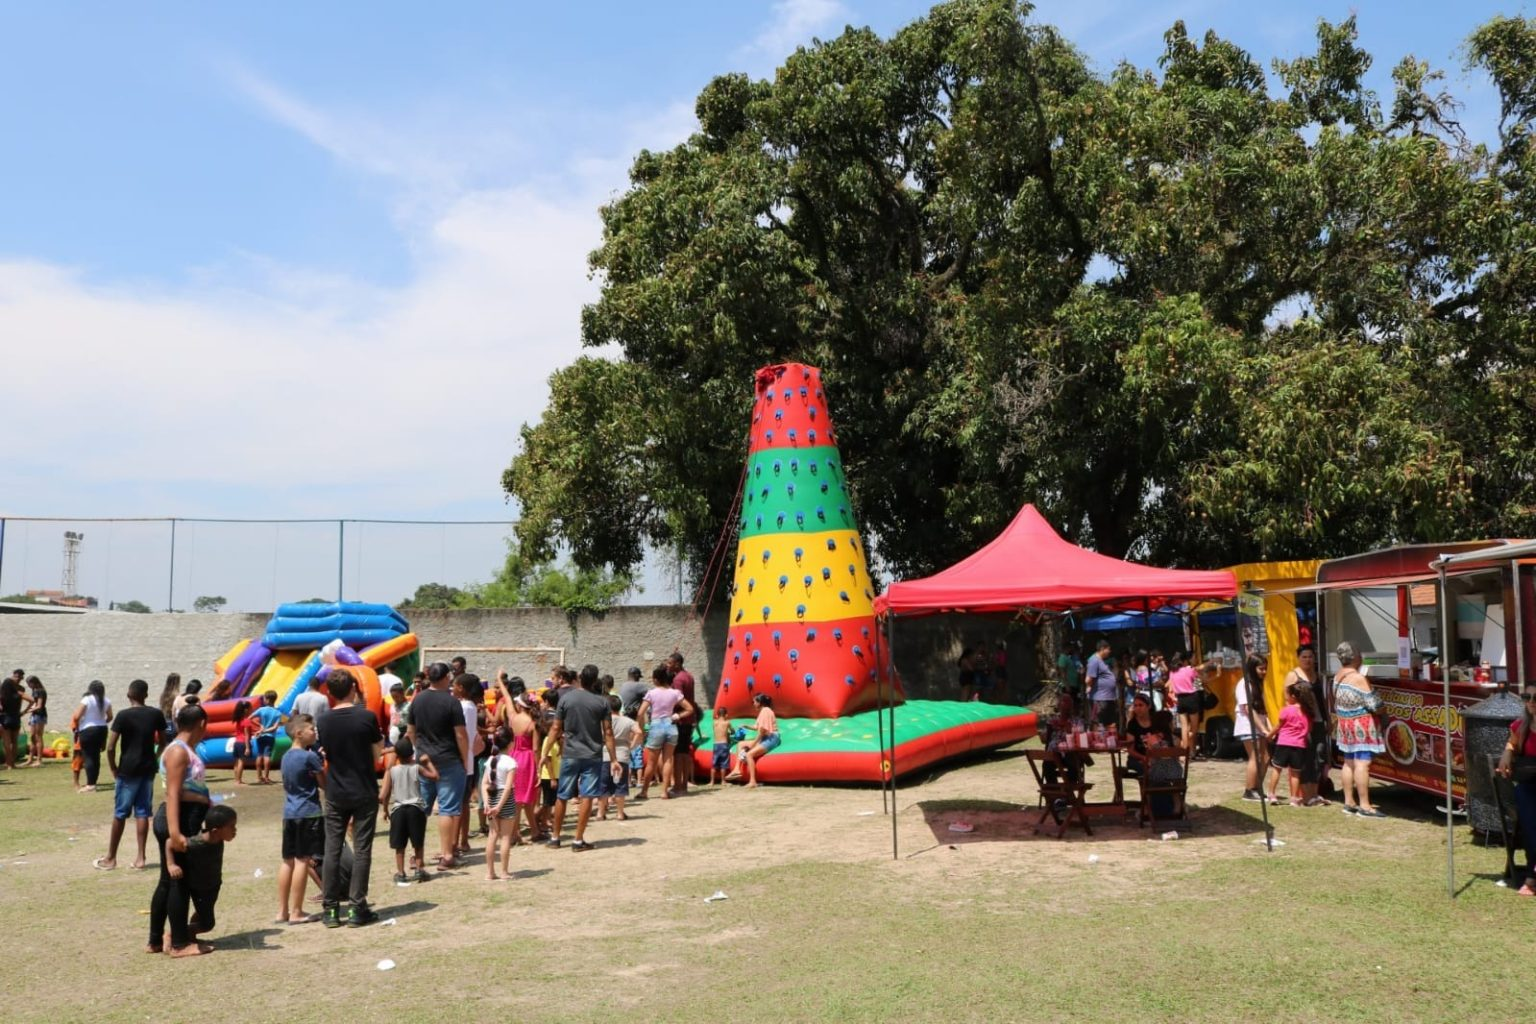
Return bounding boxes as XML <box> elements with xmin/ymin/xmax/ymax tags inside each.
<box><xmin>92</xmin><ymin>857</ymin><xmax>115</xmax><ymax>871</ymax></box>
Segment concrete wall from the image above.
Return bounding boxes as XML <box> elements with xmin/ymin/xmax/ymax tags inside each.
<box><xmin>0</xmin><ymin>606</ymin><xmax>1044</xmax><ymax>710</ymax></box>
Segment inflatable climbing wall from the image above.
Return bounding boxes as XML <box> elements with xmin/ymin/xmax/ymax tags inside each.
<box><xmin>719</xmin><ymin>363</ymin><xmax>892</xmax><ymax>719</ymax></box>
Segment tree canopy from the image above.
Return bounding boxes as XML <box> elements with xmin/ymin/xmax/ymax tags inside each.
<box><xmin>506</xmin><ymin>1</ymin><xmax>1536</xmax><ymax>586</ymax></box>
<box><xmin>398</xmin><ymin>541</ymin><xmax>632</xmax><ymax>615</ymax></box>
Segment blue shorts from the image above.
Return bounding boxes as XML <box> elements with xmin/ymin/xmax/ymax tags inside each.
<box><xmin>1343</xmin><ymin>750</ymin><xmax>1376</xmax><ymax>761</ymax></box>
<box><xmin>422</xmin><ymin>758</ymin><xmax>467</xmax><ymax>817</ymax></box>
<box><xmin>113</xmin><ymin>774</ymin><xmax>154</xmax><ymax>820</ymax></box>
<box><xmin>599</xmin><ymin>763</ymin><xmax>630</xmax><ymax>798</ymax></box>
<box><xmin>758</xmin><ymin>732</ymin><xmax>781</xmax><ymax>753</ymax></box>
<box><xmin>556</xmin><ymin>757</ymin><xmax>604</xmax><ymax>801</ymax></box>
<box><xmin>712</xmin><ymin>742</ymin><xmax>731</xmax><ymax>771</ymax></box>
<box><xmin>254</xmin><ymin>734</ymin><xmax>276</xmax><ymax>758</ymax></box>
<box><xmin>629</xmin><ymin>746</ymin><xmax>644</xmax><ymax>772</ymax></box>
<box><xmin>645</xmin><ymin>721</ymin><xmax>678</xmax><ymax>750</ymax></box>
<box><xmin>231</xmin><ymin>742</ymin><xmax>248</xmax><ymax>761</ymax></box>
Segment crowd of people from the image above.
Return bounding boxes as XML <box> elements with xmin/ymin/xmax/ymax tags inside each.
<box><xmin>0</xmin><ymin>651</ymin><xmax>785</xmax><ymax>957</ymax></box>
<box><xmin>1048</xmin><ymin>638</ymin><xmax>1391</xmax><ymax>815</ymax></box>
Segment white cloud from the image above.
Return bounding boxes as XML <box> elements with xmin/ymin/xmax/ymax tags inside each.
<box><xmin>742</xmin><ymin>0</ymin><xmax>850</xmax><ymax>64</ymax></box>
<box><xmin>0</xmin><ymin>74</ymin><xmax>699</xmax><ymax>523</ymax></box>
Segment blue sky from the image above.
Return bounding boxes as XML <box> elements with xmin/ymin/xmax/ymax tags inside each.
<box><xmin>0</xmin><ymin>0</ymin><xmax>1524</xmax><ymax>611</ymax></box>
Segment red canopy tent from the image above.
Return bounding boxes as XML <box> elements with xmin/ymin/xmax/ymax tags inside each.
<box><xmin>869</xmin><ymin>504</ymin><xmax>1238</xmax><ymax>858</ymax></box>
<box><xmin>875</xmin><ymin>504</ymin><xmax>1238</xmax><ymax>618</ymax></box>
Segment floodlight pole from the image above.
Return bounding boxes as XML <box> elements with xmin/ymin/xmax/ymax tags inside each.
<box><xmin>337</xmin><ymin>520</ymin><xmax>346</xmax><ymax>602</ymax></box>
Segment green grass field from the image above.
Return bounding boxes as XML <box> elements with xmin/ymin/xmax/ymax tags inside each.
<box><xmin>0</xmin><ymin>748</ymin><xmax>1526</xmax><ymax>1023</ymax></box>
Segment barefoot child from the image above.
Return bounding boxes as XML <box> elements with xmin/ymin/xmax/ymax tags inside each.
<box><xmin>381</xmin><ymin>737</ymin><xmax>436</xmax><ymax>884</ymax></box>
<box><xmin>165</xmin><ymin>804</ymin><xmax>238</xmax><ymax>957</ymax></box>
<box><xmin>710</xmin><ymin>705</ymin><xmax>732</xmax><ymax>786</ymax></box>
<box><xmin>231</xmin><ymin>701</ymin><xmax>255</xmax><ymax>786</ymax></box>
<box><xmin>479</xmin><ymin>727</ymin><xmax>516</xmax><ymax>879</ymax></box>
<box><xmin>600</xmin><ymin>696</ymin><xmax>637</xmax><ymax>821</ymax></box>
<box><xmin>251</xmin><ymin>691</ymin><xmax>285</xmax><ymax>785</ymax></box>
<box><xmin>276</xmin><ymin>713</ymin><xmax>325</xmax><ymax>924</ymax></box>
<box><xmin>727</xmin><ymin>694</ymin><xmax>780</xmax><ymax>788</ymax></box>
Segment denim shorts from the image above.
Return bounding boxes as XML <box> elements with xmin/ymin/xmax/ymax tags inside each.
<box><xmin>645</xmin><ymin>720</ymin><xmax>678</xmax><ymax>750</ymax></box>
<box><xmin>758</xmin><ymin>732</ymin><xmax>781</xmax><ymax>753</ymax></box>
<box><xmin>113</xmin><ymin>774</ymin><xmax>155</xmax><ymax>820</ymax></box>
<box><xmin>253</xmin><ymin>734</ymin><xmax>276</xmax><ymax>757</ymax></box>
<box><xmin>712</xmin><ymin>742</ymin><xmax>732</xmax><ymax>771</ymax></box>
<box><xmin>422</xmin><ymin>758</ymin><xmax>466</xmax><ymax>817</ymax></box>
<box><xmin>598</xmin><ymin>763</ymin><xmax>630</xmax><ymax>798</ymax></box>
<box><xmin>556</xmin><ymin>757</ymin><xmax>604</xmax><ymax>801</ymax></box>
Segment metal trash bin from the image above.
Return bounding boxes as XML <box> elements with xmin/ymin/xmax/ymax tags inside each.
<box><xmin>1464</xmin><ymin>688</ymin><xmax>1525</xmax><ymax>838</ymax></box>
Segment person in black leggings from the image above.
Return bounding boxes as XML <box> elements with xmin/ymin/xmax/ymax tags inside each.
<box><xmin>148</xmin><ymin>705</ymin><xmax>212</xmax><ymax>956</ymax></box>
<box><xmin>70</xmin><ymin>680</ymin><xmax>113</xmax><ymax>790</ymax></box>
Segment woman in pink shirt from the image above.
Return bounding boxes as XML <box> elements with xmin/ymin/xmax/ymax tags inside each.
<box><xmin>1167</xmin><ymin>654</ymin><xmax>1201</xmax><ymax>758</ymax></box>
<box><xmin>638</xmin><ymin>666</ymin><xmax>693</xmax><ymax>800</ymax></box>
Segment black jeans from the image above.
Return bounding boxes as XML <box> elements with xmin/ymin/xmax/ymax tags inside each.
<box><xmin>78</xmin><ymin>725</ymin><xmax>108</xmax><ymax>786</ymax></box>
<box><xmin>148</xmin><ymin>800</ymin><xmax>208</xmax><ymax>947</ymax></box>
<box><xmin>322</xmin><ymin>796</ymin><xmax>378</xmax><ymax>908</ymax></box>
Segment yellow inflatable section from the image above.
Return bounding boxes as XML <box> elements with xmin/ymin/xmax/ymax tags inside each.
<box><xmin>730</xmin><ymin>529</ymin><xmax>876</xmax><ymax>623</ymax></box>
<box><xmin>213</xmin><ymin>638</ymin><xmax>252</xmax><ymax>678</ymax></box>
<box><xmin>253</xmin><ymin>648</ymin><xmax>313</xmax><ymax>698</ymax></box>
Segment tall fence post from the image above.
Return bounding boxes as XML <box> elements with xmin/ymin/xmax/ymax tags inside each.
<box><xmin>166</xmin><ymin>518</ymin><xmax>177</xmax><ymax>612</ymax></box>
<box><xmin>337</xmin><ymin>520</ymin><xmax>346</xmax><ymax>602</ymax></box>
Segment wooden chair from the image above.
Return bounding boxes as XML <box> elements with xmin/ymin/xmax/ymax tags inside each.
<box><xmin>1026</xmin><ymin>748</ymin><xmax>1093</xmax><ymax>838</ymax></box>
<box><xmin>1131</xmin><ymin>746</ymin><xmax>1191</xmax><ymax>828</ymax></box>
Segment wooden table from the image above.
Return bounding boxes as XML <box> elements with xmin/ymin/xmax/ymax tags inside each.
<box><xmin>1047</xmin><ymin>739</ymin><xmax>1131</xmax><ymax>817</ymax></box>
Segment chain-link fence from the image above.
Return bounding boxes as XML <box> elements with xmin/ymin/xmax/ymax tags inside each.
<box><xmin>0</xmin><ymin>516</ymin><xmax>539</xmax><ymax>613</ymax></box>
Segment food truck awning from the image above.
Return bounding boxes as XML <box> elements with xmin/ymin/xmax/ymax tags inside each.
<box><xmin>1433</xmin><ymin>538</ymin><xmax>1536</xmax><ymax>568</ymax></box>
<box><xmin>1256</xmin><ymin>569</ymin><xmax>1484</xmax><ymax>596</ymax></box>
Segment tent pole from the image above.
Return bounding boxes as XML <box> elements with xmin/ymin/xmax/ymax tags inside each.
<box><xmin>889</xmin><ymin>613</ymin><xmax>899</xmax><ymax>861</ymax></box>
<box><xmin>876</xmin><ymin>615</ymin><xmax>889</xmax><ymax>815</ymax></box>
<box><xmin>1439</xmin><ymin>557</ymin><xmax>1455</xmax><ymax>898</ymax></box>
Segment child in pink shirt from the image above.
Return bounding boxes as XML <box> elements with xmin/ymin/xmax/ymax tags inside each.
<box><xmin>1267</xmin><ymin>682</ymin><xmax>1319</xmax><ymax>806</ymax></box>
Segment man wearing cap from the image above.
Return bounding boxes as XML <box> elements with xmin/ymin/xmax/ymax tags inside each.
<box><xmin>384</xmin><ymin>676</ymin><xmax>409</xmax><ymax>746</ymax></box>
<box><xmin>292</xmin><ymin>674</ymin><xmax>330</xmax><ymax>726</ymax></box>
<box><xmin>668</xmin><ymin>652</ymin><xmax>698</xmax><ymax>794</ymax></box>
<box><xmin>619</xmin><ymin>667</ymin><xmax>648</xmax><ymax>719</ymax></box>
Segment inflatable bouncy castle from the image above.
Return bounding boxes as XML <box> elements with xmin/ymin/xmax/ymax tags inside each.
<box><xmin>694</xmin><ymin>363</ymin><xmax>1035</xmax><ymax>784</ymax></box>
<box><xmin>193</xmin><ymin>602</ymin><xmax>419</xmax><ymax>768</ymax></box>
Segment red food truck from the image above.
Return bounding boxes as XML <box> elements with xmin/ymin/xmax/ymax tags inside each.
<box><xmin>1298</xmin><ymin>541</ymin><xmax>1536</xmax><ymax>802</ymax></box>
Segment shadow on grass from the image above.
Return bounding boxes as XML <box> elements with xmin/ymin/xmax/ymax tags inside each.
<box><xmin>911</xmin><ymin>798</ymin><xmax>1273</xmax><ymax>850</ymax></box>
<box><xmin>214</xmin><ymin>926</ymin><xmax>284</xmax><ymax>951</ymax></box>
<box><xmin>509</xmin><ymin>867</ymin><xmax>553</xmax><ymax>880</ymax></box>
<box><xmin>372</xmin><ymin>898</ymin><xmax>435</xmax><ymax>919</ymax></box>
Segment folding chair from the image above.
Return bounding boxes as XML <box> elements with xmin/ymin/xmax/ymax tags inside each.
<box><xmin>1026</xmin><ymin>748</ymin><xmax>1093</xmax><ymax>838</ymax></box>
<box><xmin>1133</xmin><ymin>746</ymin><xmax>1191</xmax><ymax>828</ymax></box>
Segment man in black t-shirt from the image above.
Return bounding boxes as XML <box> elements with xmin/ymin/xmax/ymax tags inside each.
<box><xmin>98</xmin><ymin>679</ymin><xmax>165</xmax><ymax>870</ymax></box>
<box><xmin>407</xmin><ymin>661</ymin><xmax>469</xmax><ymax>869</ymax></box>
<box><xmin>317</xmin><ymin>669</ymin><xmax>383</xmax><ymax>927</ymax></box>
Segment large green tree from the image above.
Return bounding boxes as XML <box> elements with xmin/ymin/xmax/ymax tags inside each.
<box><xmin>507</xmin><ymin>1</ymin><xmax>1536</xmax><ymax>586</ymax></box>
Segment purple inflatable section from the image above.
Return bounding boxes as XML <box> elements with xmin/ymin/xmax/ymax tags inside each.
<box><xmin>225</xmin><ymin>642</ymin><xmax>273</xmax><ymax>699</ymax></box>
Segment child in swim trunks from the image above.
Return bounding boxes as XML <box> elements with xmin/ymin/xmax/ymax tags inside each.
<box><xmin>711</xmin><ymin>705</ymin><xmax>732</xmax><ymax>786</ymax></box>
